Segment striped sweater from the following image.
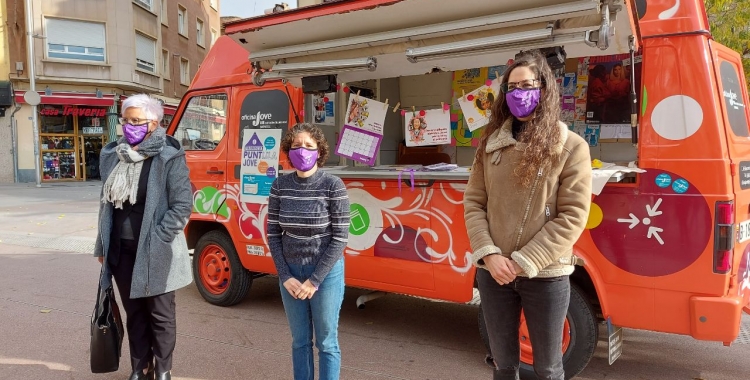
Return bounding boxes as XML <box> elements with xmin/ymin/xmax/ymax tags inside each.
<box><xmin>267</xmin><ymin>169</ymin><xmax>350</xmax><ymax>288</ymax></box>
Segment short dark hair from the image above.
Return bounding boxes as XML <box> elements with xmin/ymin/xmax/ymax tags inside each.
<box><xmin>280</xmin><ymin>123</ymin><xmax>330</xmax><ymax>168</ymax></box>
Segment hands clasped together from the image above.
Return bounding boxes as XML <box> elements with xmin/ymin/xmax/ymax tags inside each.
<box><xmin>283</xmin><ymin>278</ymin><xmax>318</xmax><ymax>300</ymax></box>
<box><xmin>484</xmin><ymin>254</ymin><xmax>524</xmax><ymax>285</ymax></box>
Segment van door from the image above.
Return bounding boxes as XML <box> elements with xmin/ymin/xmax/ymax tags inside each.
<box><xmin>170</xmin><ymin>91</ymin><xmax>230</xmax><ymax>222</ymax></box>
<box><xmin>711</xmin><ymin>43</ymin><xmax>750</xmax><ymax>308</ymax></box>
<box><xmin>226</xmin><ymin>86</ymin><xmax>296</xmax><ymax>274</ymax></box>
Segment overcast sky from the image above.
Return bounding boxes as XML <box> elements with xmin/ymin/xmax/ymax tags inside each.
<box><xmin>221</xmin><ymin>0</ymin><xmax>298</xmax><ymax>18</ymax></box>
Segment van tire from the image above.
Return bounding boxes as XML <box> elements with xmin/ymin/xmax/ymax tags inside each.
<box><xmin>193</xmin><ymin>230</ymin><xmax>252</xmax><ymax>306</ymax></box>
<box><xmin>477</xmin><ymin>284</ymin><xmax>598</xmax><ymax>380</ymax></box>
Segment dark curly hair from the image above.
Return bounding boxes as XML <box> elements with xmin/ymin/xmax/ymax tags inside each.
<box><xmin>476</xmin><ymin>50</ymin><xmax>563</xmax><ymax>187</ymax></box>
<box><xmin>280</xmin><ymin>123</ymin><xmax>330</xmax><ymax>168</ymax></box>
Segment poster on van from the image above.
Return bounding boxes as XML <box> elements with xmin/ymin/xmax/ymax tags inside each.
<box><xmin>238</xmin><ymin>89</ymin><xmax>289</xmax><ymax>148</ymax></box>
<box><xmin>585</xmin><ymin>53</ymin><xmax>643</xmax><ymax>124</ymax></box>
<box><xmin>404</xmin><ymin>109</ymin><xmax>451</xmax><ymax>147</ymax></box>
<box><xmin>240</xmin><ymin>129</ymin><xmax>282</xmax><ymax>204</ymax></box>
<box><xmin>345</xmin><ymin>94</ymin><xmax>387</xmax><ymax>135</ymax></box>
<box><xmin>457</xmin><ymin>79</ymin><xmax>501</xmax><ymax>132</ymax></box>
<box><xmin>313</xmin><ymin>92</ymin><xmax>336</xmax><ymax>126</ymax></box>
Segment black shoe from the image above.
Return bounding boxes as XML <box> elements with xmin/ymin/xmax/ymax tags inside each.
<box><xmin>128</xmin><ymin>365</ymin><xmax>155</xmax><ymax>380</ymax></box>
<box><xmin>128</xmin><ymin>370</ymin><xmax>151</xmax><ymax>380</ymax></box>
<box><xmin>156</xmin><ymin>371</ymin><xmax>171</xmax><ymax>380</ymax></box>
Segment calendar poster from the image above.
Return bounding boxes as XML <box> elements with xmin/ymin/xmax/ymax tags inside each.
<box><xmin>405</xmin><ymin>109</ymin><xmax>451</xmax><ymax>147</ymax></box>
<box><xmin>345</xmin><ymin>94</ymin><xmax>388</xmax><ymax>135</ymax></box>
<box><xmin>240</xmin><ymin>129</ymin><xmax>282</xmax><ymax>204</ymax></box>
<box><xmin>335</xmin><ymin>125</ymin><xmax>383</xmax><ymax>165</ymax></box>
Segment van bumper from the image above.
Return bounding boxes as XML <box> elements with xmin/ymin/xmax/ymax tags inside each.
<box><xmin>689</xmin><ymin>295</ymin><xmax>745</xmax><ymax>343</ymax></box>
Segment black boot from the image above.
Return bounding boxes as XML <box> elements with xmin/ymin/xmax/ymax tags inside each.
<box><xmin>156</xmin><ymin>371</ymin><xmax>171</xmax><ymax>380</ymax></box>
<box><xmin>128</xmin><ymin>363</ymin><xmax>155</xmax><ymax>380</ymax></box>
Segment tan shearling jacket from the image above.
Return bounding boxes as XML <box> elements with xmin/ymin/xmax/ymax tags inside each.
<box><xmin>463</xmin><ymin>118</ymin><xmax>592</xmax><ymax>278</ymax></box>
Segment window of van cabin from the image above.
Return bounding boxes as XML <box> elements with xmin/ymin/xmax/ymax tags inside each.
<box><xmin>45</xmin><ymin>18</ymin><xmax>106</xmax><ymax>62</ymax></box>
<box><xmin>197</xmin><ymin>18</ymin><xmax>205</xmax><ymax>47</ymax></box>
<box><xmin>135</xmin><ymin>33</ymin><xmax>156</xmax><ymax>73</ymax></box>
<box><xmin>178</xmin><ymin>6</ymin><xmax>187</xmax><ymax>37</ymax></box>
<box><xmin>720</xmin><ymin>61</ymin><xmax>750</xmax><ymax>137</ymax></box>
<box><xmin>173</xmin><ymin>94</ymin><xmax>228</xmax><ymax>151</ymax></box>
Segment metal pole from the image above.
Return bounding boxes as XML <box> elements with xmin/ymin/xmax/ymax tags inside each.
<box><xmin>25</xmin><ymin>0</ymin><xmax>41</xmax><ymax>187</ymax></box>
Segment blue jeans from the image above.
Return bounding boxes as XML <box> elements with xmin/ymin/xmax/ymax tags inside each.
<box><xmin>477</xmin><ymin>268</ymin><xmax>570</xmax><ymax>380</ymax></box>
<box><xmin>279</xmin><ymin>259</ymin><xmax>345</xmax><ymax>380</ymax></box>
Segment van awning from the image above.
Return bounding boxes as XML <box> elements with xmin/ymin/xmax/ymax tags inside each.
<box><xmin>224</xmin><ymin>0</ymin><xmax>635</xmax><ymax>85</ymax></box>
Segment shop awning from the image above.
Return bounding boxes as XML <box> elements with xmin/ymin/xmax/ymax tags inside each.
<box><xmin>224</xmin><ymin>0</ymin><xmax>635</xmax><ymax>85</ymax></box>
<box><xmin>14</xmin><ymin>91</ymin><xmax>116</xmax><ymax>107</ymax></box>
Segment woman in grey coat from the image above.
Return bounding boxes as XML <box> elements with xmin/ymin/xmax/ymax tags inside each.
<box><xmin>94</xmin><ymin>94</ymin><xmax>193</xmax><ymax>380</ymax></box>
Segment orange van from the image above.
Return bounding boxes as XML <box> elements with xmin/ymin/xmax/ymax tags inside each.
<box><xmin>167</xmin><ymin>1</ymin><xmax>750</xmax><ymax>378</ymax></box>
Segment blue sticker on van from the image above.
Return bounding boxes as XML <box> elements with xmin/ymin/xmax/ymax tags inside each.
<box><xmin>655</xmin><ymin>173</ymin><xmax>672</xmax><ymax>188</ymax></box>
<box><xmin>672</xmin><ymin>179</ymin><xmax>689</xmax><ymax>194</ymax></box>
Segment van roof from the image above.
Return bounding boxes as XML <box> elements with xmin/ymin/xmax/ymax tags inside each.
<box><xmin>223</xmin><ymin>0</ymin><xmax>636</xmax><ymax>84</ymax></box>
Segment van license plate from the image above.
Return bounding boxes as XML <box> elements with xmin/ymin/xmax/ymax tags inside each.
<box><xmin>739</xmin><ymin>220</ymin><xmax>750</xmax><ymax>243</ymax></box>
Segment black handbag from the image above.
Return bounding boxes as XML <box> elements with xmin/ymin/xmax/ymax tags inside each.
<box><xmin>90</xmin><ymin>274</ymin><xmax>125</xmax><ymax>373</ymax></box>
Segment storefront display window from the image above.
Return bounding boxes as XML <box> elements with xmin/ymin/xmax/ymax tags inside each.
<box><xmin>39</xmin><ymin>105</ymin><xmax>108</xmax><ymax>182</ymax></box>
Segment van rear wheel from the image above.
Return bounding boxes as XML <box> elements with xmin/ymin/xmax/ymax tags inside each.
<box><xmin>478</xmin><ymin>284</ymin><xmax>598</xmax><ymax>379</ymax></box>
<box><xmin>193</xmin><ymin>230</ymin><xmax>252</xmax><ymax>306</ymax></box>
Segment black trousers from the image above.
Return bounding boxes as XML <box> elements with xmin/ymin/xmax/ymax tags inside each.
<box><xmin>476</xmin><ymin>268</ymin><xmax>570</xmax><ymax>380</ymax></box>
<box><xmin>111</xmin><ymin>239</ymin><xmax>176</xmax><ymax>373</ymax></box>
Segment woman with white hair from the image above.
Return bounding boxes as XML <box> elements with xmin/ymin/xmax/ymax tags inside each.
<box><xmin>93</xmin><ymin>93</ymin><xmax>193</xmax><ymax>380</ymax></box>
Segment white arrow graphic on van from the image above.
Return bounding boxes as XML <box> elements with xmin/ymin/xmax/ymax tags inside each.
<box><xmin>617</xmin><ymin>213</ymin><xmax>640</xmax><ymax>229</ymax></box>
<box><xmin>648</xmin><ymin>226</ymin><xmax>665</xmax><ymax>245</ymax></box>
<box><xmin>646</xmin><ymin>198</ymin><xmax>663</xmax><ymax>217</ymax></box>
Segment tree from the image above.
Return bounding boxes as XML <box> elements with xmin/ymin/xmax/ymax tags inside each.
<box><xmin>705</xmin><ymin>0</ymin><xmax>750</xmax><ymax>87</ymax></box>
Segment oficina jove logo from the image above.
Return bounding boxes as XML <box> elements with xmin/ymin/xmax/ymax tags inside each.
<box><xmin>241</xmin><ymin>112</ymin><xmax>274</xmax><ymax>127</ymax></box>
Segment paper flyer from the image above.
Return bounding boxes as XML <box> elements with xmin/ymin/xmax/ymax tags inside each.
<box><xmin>457</xmin><ymin>78</ymin><xmax>501</xmax><ymax>132</ymax></box>
<box><xmin>584</xmin><ymin>124</ymin><xmax>601</xmax><ymax>147</ymax></box>
<box><xmin>345</xmin><ymin>94</ymin><xmax>387</xmax><ymax>135</ymax></box>
<box><xmin>562</xmin><ymin>73</ymin><xmax>577</xmax><ymax>96</ymax></box>
<box><xmin>313</xmin><ymin>92</ymin><xmax>335</xmax><ymax>126</ymax></box>
<box><xmin>451</xmin><ymin>68</ymin><xmax>487</xmax><ymax>146</ymax></box>
<box><xmin>575</xmin><ymin>100</ymin><xmax>588</xmax><ymax>122</ymax></box>
<box><xmin>405</xmin><ymin>109</ymin><xmax>451</xmax><ymax>147</ymax></box>
<box><xmin>586</xmin><ymin>52</ymin><xmax>643</xmax><ymax>124</ymax></box>
<box><xmin>561</xmin><ymin>96</ymin><xmax>576</xmax><ymax>123</ymax></box>
<box><xmin>240</xmin><ymin>129</ymin><xmax>282</xmax><ymax>204</ymax></box>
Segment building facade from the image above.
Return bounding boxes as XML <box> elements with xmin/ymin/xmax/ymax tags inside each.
<box><xmin>4</xmin><ymin>0</ymin><xmax>220</xmax><ymax>183</ymax></box>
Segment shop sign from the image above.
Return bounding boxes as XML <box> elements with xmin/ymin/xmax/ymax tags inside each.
<box><xmin>39</xmin><ymin>106</ymin><xmax>107</xmax><ymax>117</ymax></box>
<box><xmin>82</xmin><ymin>127</ymin><xmax>103</xmax><ymax>134</ymax></box>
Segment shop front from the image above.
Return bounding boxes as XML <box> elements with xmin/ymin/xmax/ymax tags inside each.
<box><xmin>15</xmin><ymin>91</ymin><xmax>115</xmax><ymax>182</ymax></box>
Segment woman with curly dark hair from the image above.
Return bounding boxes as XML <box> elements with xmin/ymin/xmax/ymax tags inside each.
<box><xmin>267</xmin><ymin>123</ymin><xmax>350</xmax><ymax>380</ymax></box>
<box><xmin>464</xmin><ymin>51</ymin><xmax>592</xmax><ymax>380</ymax></box>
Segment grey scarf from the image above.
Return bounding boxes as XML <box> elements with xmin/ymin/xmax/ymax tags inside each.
<box><xmin>102</xmin><ymin>127</ymin><xmax>166</xmax><ymax>209</ymax></box>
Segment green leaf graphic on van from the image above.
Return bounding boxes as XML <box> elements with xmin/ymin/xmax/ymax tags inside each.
<box><xmin>194</xmin><ymin>186</ymin><xmax>230</xmax><ymax>218</ymax></box>
<box><xmin>642</xmin><ymin>86</ymin><xmax>648</xmax><ymax>117</ymax></box>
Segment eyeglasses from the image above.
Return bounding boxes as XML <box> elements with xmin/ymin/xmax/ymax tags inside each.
<box><xmin>118</xmin><ymin>117</ymin><xmax>154</xmax><ymax>125</ymax></box>
<box><xmin>500</xmin><ymin>79</ymin><xmax>542</xmax><ymax>93</ymax></box>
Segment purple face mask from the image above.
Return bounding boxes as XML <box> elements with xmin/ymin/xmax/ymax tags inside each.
<box><xmin>123</xmin><ymin>123</ymin><xmax>149</xmax><ymax>145</ymax></box>
<box><xmin>505</xmin><ymin>88</ymin><xmax>541</xmax><ymax>118</ymax></box>
<box><xmin>289</xmin><ymin>147</ymin><xmax>319</xmax><ymax>172</ymax></box>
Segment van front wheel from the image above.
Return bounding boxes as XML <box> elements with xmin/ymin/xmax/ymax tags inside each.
<box><xmin>478</xmin><ymin>284</ymin><xmax>598</xmax><ymax>380</ymax></box>
<box><xmin>193</xmin><ymin>230</ymin><xmax>252</xmax><ymax>306</ymax></box>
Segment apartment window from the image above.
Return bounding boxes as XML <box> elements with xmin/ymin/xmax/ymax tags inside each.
<box><xmin>196</xmin><ymin>19</ymin><xmax>205</xmax><ymax>47</ymax></box>
<box><xmin>162</xmin><ymin>50</ymin><xmax>170</xmax><ymax>79</ymax></box>
<box><xmin>135</xmin><ymin>33</ymin><xmax>156</xmax><ymax>73</ymax></box>
<box><xmin>134</xmin><ymin>0</ymin><xmax>152</xmax><ymax>11</ymax></box>
<box><xmin>178</xmin><ymin>6</ymin><xmax>187</xmax><ymax>37</ymax></box>
<box><xmin>45</xmin><ymin>18</ymin><xmax>106</xmax><ymax>62</ymax></box>
<box><xmin>180</xmin><ymin>58</ymin><xmax>189</xmax><ymax>85</ymax></box>
<box><xmin>160</xmin><ymin>0</ymin><xmax>168</xmax><ymax>25</ymax></box>
<box><xmin>210</xmin><ymin>28</ymin><xmax>218</xmax><ymax>47</ymax></box>
<box><xmin>210</xmin><ymin>0</ymin><xmax>217</xmax><ymax>10</ymax></box>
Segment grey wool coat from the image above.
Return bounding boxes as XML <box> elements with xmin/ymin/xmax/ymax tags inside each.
<box><xmin>94</xmin><ymin>135</ymin><xmax>193</xmax><ymax>299</ymax></box>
